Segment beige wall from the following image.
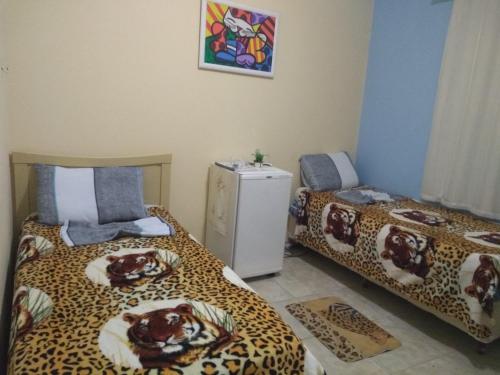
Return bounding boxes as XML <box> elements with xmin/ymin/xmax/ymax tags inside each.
<box><xmin>0</xmin><ymin>0</ymin><xmax>13</xmax><ymax>365</ymax></box>
<box><xmin>5</xmin><ymin>0</ymin><xmax>372</xmax><ymax>240</ymax></box>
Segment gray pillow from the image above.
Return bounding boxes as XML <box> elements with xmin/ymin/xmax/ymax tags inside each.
<box><xmin>299</xmin><ymin>152</ymin><xmax>359</xmax><ymax>191</ymax></box>
<box><xmin>36</xmin><ymin>165</ymin><xmax>147</xmax><ymax>225</ymax></box>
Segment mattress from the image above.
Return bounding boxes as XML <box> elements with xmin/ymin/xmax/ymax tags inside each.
<box><xmin>293</xmin><ymin>188</ymin><xmax>500</xmax><ymax>344</ymax></box>
<box><xmin>8</xmin><ymin>206</ymin><xmax>324</xmax><ymax>374</ymax></box>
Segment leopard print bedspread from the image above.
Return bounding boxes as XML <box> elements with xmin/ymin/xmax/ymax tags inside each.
<box><xmin>294</xmin><ymin>190</ymin><xmax>500</xmax><ymax>344</ymax></box>
<box><xmin>8</xmin><ymin>207</ymin><xmax>314</xmax><ymax>374</ymax></box>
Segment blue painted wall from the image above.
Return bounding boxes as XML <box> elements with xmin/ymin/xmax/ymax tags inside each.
<box><xmin>355</xmin><ymin>0</ymin><xmax>452</xmax><ymax>198</ymax></box>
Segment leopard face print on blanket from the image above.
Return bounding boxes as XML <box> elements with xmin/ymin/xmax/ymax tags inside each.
<box><xmin>8</xmin><ymin>207</ymin><xmax>309</xmax><ymax>374</ymax></box>
<box><xmin>295</xmin><ymin>190</ymin><xmax>500</xmax><ymax>343</ymax></box>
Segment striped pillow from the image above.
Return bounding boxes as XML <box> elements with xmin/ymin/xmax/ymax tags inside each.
<box><xmin>299</xmin><ymin>152</ymin><xmax>359</xmax><ymax>191</ymax></box>
<box><xmin>36</xmin><ymin>165</ymin><xmax>147</xmax><ymax>225</ymax></box>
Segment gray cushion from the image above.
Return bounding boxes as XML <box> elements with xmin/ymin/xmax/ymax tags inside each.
<box><xmin>36</xmin><ymin>164</ymin><xmax>58</xmax><ymax>225</ymax></box>
<box><xmin>94</xmin><ymin>167</ymin><xmax>147</xmax><ymax>224</ymax></box>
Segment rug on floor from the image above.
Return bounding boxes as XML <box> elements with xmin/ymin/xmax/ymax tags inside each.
<box><xmin>286</xmin><ymin>296</ymin><xmax>401</xmax><ymax>362</ymax></box>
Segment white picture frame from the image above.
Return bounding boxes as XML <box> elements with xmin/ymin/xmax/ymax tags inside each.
<box><xmin>199</xmin><ymin>0</ymin><xmax>279</xmax><ymax>78</ymax></box>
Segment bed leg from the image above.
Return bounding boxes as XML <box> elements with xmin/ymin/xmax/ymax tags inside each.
<box><xmin>285</xmin><ymin>237</ymin><xmax>297</xmax><ymax>250</ymax></box>
<box><xmin>476</xmin><ymin>341</ymin><xmax>488</xmax><ymax>354</ymax></box>
<box><xmin>362</xmin><ymin>278</ymin><xmax>371</xmax><ymax>288</ymax></box>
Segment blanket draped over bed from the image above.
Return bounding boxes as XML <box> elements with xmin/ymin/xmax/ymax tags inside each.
<box><xmin>293</xmin><ymin>188</ymin><xmax>500</xmax><ymax>344</ymax></box>
<box><xmin>8</xmin><ymin>207</ymin><xmax>323</xmax><ymax>374</ymax></box>
<box><xmin>61</xmin><ymin>216</ymin><xmax>176</xmax><ymax>247</ymax></box>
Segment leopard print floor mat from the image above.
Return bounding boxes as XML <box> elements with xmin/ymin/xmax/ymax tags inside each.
<box><xmin>286</xmin><ymin>296</ymin><xmax>401</xmax><ymax>362</ymax></box>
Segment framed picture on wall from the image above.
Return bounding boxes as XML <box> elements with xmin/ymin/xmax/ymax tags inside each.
<box><xmin>199</xmin><ymin>0</ymin><xmax>279</xmax><ymax>78</ymax></box>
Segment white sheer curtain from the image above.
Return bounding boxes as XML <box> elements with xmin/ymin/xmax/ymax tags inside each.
<box><xmin>421</xmin><ymin>0</ymin><xmax>500</xmax><ymax>220</ymax></box>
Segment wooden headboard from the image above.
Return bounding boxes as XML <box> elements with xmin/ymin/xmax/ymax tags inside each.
<box><xmin>10</xmin><ymin>152</ymin><xmax>172</xmax><ymax>232</ymax></box>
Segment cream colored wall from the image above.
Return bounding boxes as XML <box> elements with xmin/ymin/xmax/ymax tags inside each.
<box><xmin>0</xmin><ymin>0</ymin><xmax>13</xmax><ymax>364</ymax></box>
<box><xmin>5</xmin><ymin>0</ymin><xmax>373</xmax><ymax>240</ymax></box>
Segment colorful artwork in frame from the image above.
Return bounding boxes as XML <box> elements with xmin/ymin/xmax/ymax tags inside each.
<box><xmin>199</xmin><ymin>0</ymin><xmax>279</xmax><ymax>78</ymax></box>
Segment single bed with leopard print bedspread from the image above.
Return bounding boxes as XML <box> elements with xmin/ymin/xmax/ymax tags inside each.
<box><xmin>293</xmin><ymin>188</ymin><xmax>500</xmax><ymax>344</ymax></box>
<box><xmin>8</xmin><ymin>206</ymin><xmax>325</xmax><ymax>374</ymax></box>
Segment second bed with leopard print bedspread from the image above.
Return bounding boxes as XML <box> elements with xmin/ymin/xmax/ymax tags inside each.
<box><xmin>293</xmin><ymin>189</ymin><xmax>500</xmax><ymax>344</ymax></box>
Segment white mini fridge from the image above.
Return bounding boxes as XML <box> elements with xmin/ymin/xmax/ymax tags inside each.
<box><xmin>205</xmin><ymin>164</ymin><xmax>292</xmax><ymax>278</ymax></box>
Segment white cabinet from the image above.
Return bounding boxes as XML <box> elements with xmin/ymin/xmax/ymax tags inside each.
<box><xmin>205</xmin><ymin>164</ymin><xmax>292</xmax><ymax>278</ymax></box>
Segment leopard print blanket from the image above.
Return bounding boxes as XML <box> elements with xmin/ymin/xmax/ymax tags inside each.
<box><xmin>9</xmin><ymin>207</ymin><xmax>324</xmax><ymax>374</ymax></box>
<box><xmin>294</xmin><ymin>189</ymin><xmax>500</xmax><ymax>344</ymax></box>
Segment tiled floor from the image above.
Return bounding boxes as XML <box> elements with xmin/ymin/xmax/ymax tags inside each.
<box><xmin>245</xmin><ymin>248</ymin><xmax>500</xmax><ymax>375</ymax></box>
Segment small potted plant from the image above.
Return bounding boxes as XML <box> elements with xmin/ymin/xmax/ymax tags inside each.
<box><xmin>252</xmin><ymin>149</ymin><xmax>267</xmax><ymax>167</ymax></box>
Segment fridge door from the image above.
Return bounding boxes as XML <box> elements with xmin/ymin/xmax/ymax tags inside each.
<box><xmin>238</xmin><ymin>167</ymin><xmax>293</xmax><ymax>180</ymax></box>
<box><xmin>233</xmin><ymin>175</ymin><xmax>292</xmax><ymax>278</ymax></box>
<box><xmin>205</xmin><ymin>165</ymin><xmax>239</xmax><ymax>266</ymax></box>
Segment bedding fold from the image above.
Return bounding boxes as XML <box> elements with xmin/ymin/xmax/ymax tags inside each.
<box><xmin>335</xmin><ymin>188</ymin><xmax>403</xmax><ymax>205</ymax></box>
<box><xmin>61</xmin><ymin>216</ymin><xmax>175</xmax><ymax>247</ymax></box>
